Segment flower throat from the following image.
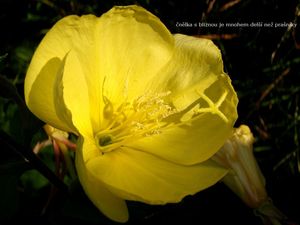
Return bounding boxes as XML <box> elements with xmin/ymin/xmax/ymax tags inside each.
<box><xmin>95</xmin><ymin>91</ymin><xmax>176</xmax><ymax>153</ymax></box>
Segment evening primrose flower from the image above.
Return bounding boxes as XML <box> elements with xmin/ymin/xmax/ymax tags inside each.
<box><xmin>24</xmin><ymin>5</ymin><xmax>238</xmax><ymax>222</ymax></box>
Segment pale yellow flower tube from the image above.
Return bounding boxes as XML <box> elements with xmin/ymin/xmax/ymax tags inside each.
<box><xmin>212</xmin><ymin>125</ymin><xmax>288</xmax><ymax>225</ymax></box>
<box><xmin>25</xmin><ymin>5</ymin><xmax>238</xmax><ymax>222</ymax></box>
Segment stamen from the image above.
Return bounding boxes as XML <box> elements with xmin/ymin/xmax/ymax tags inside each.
<box><xmin>96</xmin><ymin>88</ymin><xmax>230</xmax><ymax>154</ymax></box>
<box><xmin>95</xmin><ymin>91</ymin><xmax>176</xmax><ymax>153</ymax></box>
<box><xmin>103</xmin><ymin>96</ymin><xmax>114</xmax><ymax>119</ymax></box>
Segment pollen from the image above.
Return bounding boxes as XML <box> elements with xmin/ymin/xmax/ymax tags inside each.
<box><xmin>95</xmin><ymin>91</ymin><xmax>176</xmax><ymax>153</ymax></box>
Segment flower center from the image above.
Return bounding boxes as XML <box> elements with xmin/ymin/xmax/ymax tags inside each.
<box><xmin>95</xmin><ymin>92</ymin><xmax>176</xmax><ymax>153</ymax></box>
<box><xmin>95</xmin><ymin>83</ymin><xmax>230</xmax><ymax>154</ymax></box>
<box><xmin>98</xmin><ymin>134</ymin><xmax>113</xmax><ymax>147</ymax></box>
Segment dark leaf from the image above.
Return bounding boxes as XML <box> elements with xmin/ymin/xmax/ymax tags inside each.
<box><xmin>0</xmin><ymin>161</ymin><xmax>30</xmax><ymax>220</ymax></box>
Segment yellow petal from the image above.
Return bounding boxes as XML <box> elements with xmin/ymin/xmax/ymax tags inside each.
<box><xmin>129</xmin><ymin>40</ymin><xmax>238</xmax><ymax>165</ymax></box>
<box><xmin>86</xmin><ymin>146</ymin><xmax>227</xmax><ymax>204</ymax></box>
<box><xmin>26</xmin><ymin>57</ymin><xmax>75</xmax><ymax>132</ymax></box>
<box><xmin>58</xmin><ymin>50</ymin><xmax>93</xmax><ymax>137</ymax></box>
<box><xmin>146</xmin><ymin>34</ymin><xmax>231</xmax><ymax>109</ymax></box>
<box><xmin>24</xmin><ymin>14</ymin><xmax>103</xmax><ymax>132</ymax></box>
<box><xmin>94</xmin><ymin>6</ymin><xmax>174</xmax><ymax>126</ymax></box>
<box><xmin>25</xmin><ymin>14</ymin><xmax>98</xmax><ymax>102</ymax></box>
<box><xmin>26</xmin><ymin>6</ymin><xmax>174</xmax><ymax>132</ymax></box>
<box><xmin>76</xmin><ymin>137</ymin><xmax>129</xmax><ymax>223</ymax></box>
<box><xmin>129</xmin><ymin>106</ymin><xmax>234</xmax><ymax>166</ymax></box>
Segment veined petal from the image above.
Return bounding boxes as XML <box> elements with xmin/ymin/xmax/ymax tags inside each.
<box><xmin>25</xmin><ymin>6</ymin><xmax>174</xmax><ymax>133</ymax></box>
<box><xmin>27</xmin><ymin>57</ymin><xmax>75</xmax><ymax>132</ymax></box>
<box><xmin>86</xmin><ymin>146</ymin><xmax>227</xmax><ymax>204</ymax></box>
<box><xmin>95</xmin><ymin>6</ymin><xmax>174</xmax><ymax>115</ymax></box>
<box><xmin>129</xmin><ymin>35</ymin><xmax>238</xmax><ymax>165</ymax></box>
<box><xmin>58</xmin><ymin>50</ymin><xmax>93</xmax><ymax>137</ymax></box>
<box><xmin>76</xmin><ymin>137</ymin><xmax>129</xmax><ymax>223</ymax></box>
<box><xmin>24</xmin><ymin>14</ymin><xmax>103</xmax><ymax>132</ymax></box>
<box><xmin>147</xmin><ymin>34</ymin><xmax>232</xmax><ymax>110</ymax></box>
<box><xmin>25</xmin><ymin>14</ymin><xmax>98</xmax><ymax>101</ymax></box>
<box><xmin>129</xmin><ymin>104</ymin><xmax>234</xmax><ymax>166</ymax></box>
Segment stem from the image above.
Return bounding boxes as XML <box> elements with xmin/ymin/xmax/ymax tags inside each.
<box><xmin>58</xmin><ymin>142</ymin><xmax>77</xmax><ymax>180</ymax></box>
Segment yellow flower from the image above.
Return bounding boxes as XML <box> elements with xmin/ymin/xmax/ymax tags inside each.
<box><xmin>25</xmin><ymin>5</ymin><xmax>238</xmax><ymax>222</ymax></box>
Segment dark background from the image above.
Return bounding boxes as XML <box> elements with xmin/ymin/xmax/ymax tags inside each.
<box><xmin>0</xmin><ymin>0</ymin><xmax>299</xmax><ymax>224</ymax></box>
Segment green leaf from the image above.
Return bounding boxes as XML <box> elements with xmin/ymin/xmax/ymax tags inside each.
<box><xmin>0</xmin><ymin>161</ymin><xmax>30</xmax><ymax>220</ymax></box>
<box><xmin>20</xmin><ymin>169</ymin><xmax>49</xmax><ymax>191</ymax></box>
<box><xmin>0</xmin><ymin>78</ymin><xmax>42</xmax><ymax>145</ymax></box>
<box><xmin>0</xmin><ymin>102</ymin><xmax>23</xmax><ymax>142</ymax></box>
<box><xmin>0</xmin><ymin>76</ymin><xmax>22</xmax><ymax>101</ymax></box>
